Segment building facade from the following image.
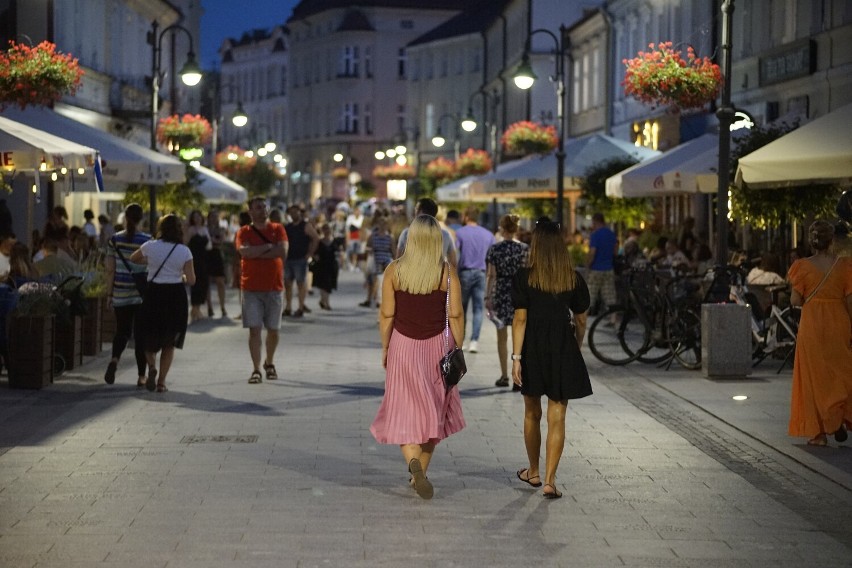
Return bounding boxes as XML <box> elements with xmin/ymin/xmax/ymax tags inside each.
<box><xmin>284</xmin><ymin>0</ymin><xmax>460</xmax><ymax>204</ymax></box>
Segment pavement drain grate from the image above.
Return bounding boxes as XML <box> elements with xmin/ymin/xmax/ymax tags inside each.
<box><xmin>597</xmin><ymin>373</ymin><xmax>852</xmax><ymax>551</ymax></box>
<box><xmin>180</xmin><ymin>435</ymin><xmax>258</xmax><ymax>444</ymax></box>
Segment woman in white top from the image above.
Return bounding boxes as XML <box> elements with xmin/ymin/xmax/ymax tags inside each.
<box><xmin>131</xmin><ymin>214</ymin><xmax>195</xmax><ymax>393</ymax></box>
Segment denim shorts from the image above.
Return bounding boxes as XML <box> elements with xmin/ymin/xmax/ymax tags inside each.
<box><xmin>242</xmin><ymin>290</ymin><xmax>282</xmax><ymax>330</ymax></box>
<box><xmin>284</xmin><ymin>258</ymin><xmax>308</xmax><ymax>283</ymax></box>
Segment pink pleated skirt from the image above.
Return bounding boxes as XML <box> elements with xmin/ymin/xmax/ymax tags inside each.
<box><xmin>370</xmin><ymin>330</ymin><xmax>465</xmax><ymax>445</ymax></box>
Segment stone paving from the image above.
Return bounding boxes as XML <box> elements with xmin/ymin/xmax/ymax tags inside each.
<box><xmin>1</xmin><ymin>270</ymin><xmax>851</xmax><ymax>567</ymax></box>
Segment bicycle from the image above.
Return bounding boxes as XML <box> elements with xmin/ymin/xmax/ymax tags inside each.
<box><xmin>587</xmin><ymin>267</ymin><xmax>703</xmax><ymax>369</ymax></box>
<box><xmin>727</xmin><ymin>273</ymin><xmax>799</xmax><ymax>373</ymax></box>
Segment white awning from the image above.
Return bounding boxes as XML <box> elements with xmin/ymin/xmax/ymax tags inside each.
<box><xmin>606</xmin><ymin>134</ymin><xmax>720</xmax><ymax>198</ymax></box>
<box><xmin>735</xmin><ymin>102</ymin><xmax>852</xmax><ymax>188</ymax></box>
<box><xmin>474</xmin><ymin>134</ymin><xmax>659</xmax><ymax>199</ymax></box>
<box><xmin>435</xmin><ymin>175</ymin><xmax>476</xmax><ymax>202</ymax></box>
<box><xmin>192</xmin><ymin>164</ymin><xmax>248</xmax><ymax>204</ymax></box>
<box><xmin>0</xmin><ymin>115</ymin><xmax>99</xmax><ymax>172</ymax></box>
<box><xmin>2</xmin><ymin>107</ymin><xmax>186</xmax><ymax>186</ymax></box>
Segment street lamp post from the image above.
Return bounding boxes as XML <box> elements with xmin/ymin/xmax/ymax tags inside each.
<box><xmin>512</xmin><ymin>26</ymin><xmax>567</xmax><ymax>227</ymax></box>
<box><xmin>149</xmin><ymin>20</ymin><xmax>202</xmax><ymax>229</ymax></box>
<box><xmin>460</xmin><ymin>90</ymin><xmax>500</xmax><ymax>169</ymax></box>
<box><xmin>431</xmin><ymin>113</ymin><xmax>461</xmax><ymax>160</ymax></box>
<box><xmin>210</xmin><ymin>81</ymin><xmax>248</xmax><ymax>163</ymax></box>
<box><xmin>715</xmin><ymin>0</ymin><xmax>735</xmax><ymax>265</ymax></box>
<box><xmin>394</xmin><ymin>126</ymin><xmax>420</xmax><ymax>202</ymax></box>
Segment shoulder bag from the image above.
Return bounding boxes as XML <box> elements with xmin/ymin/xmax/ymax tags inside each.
<box><xmin>111</xmin><ymin>236</ymin><xmax>148</xmax><ymax>296</ymax></box>
<box><xmin>440</xmin><ymin>263</ymin><xmax>467</xmax><ymax>390</ymax></box>
<box><xmin>804</xmin><ymin>258</ymin><xmax>839</xmax><ymax>304</ymax></box>
<box><xmin>145</xmin><ymin>243</ymin><xmax>179</xmax><ymax>295</ymax></box>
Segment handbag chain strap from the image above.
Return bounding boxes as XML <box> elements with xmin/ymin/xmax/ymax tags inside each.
<box><xmin>443</xmin><ymin>262</ymin><xmax>450</xmax><ymax>354</ymax></box>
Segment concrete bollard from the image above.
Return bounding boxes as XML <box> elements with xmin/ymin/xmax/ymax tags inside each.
<box><xmin>701</xmin><ymin>303</ymin><xmax>753</xmax><ymax>378</ymax></box>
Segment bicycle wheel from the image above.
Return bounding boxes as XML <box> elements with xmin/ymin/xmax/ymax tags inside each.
<box><xmin>588</xmin><ymin>307</ymin><xmax>649</xmax><ymax>366</ymax></box>
<box><xmin>671</xmin><ymin>307</ymin><xmax>702</xmax><ymax>370</ymax></box>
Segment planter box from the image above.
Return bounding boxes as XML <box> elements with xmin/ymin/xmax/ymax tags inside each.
<box><xmin>8</xmin><ymin>315</ymin><xmax>54</xmax><ymax>389</ymax></box>
<box><xmin>54</xmin><ymin>315</ymin><xmax>82</xmax><ymax>371</ymax></box>
<box><xmin>81</xmin><ymin>297</ymin><xmax>103</xmax><ymax>356</ymax></box>
<box><xmin>100</xmin><ymin>296</ymin><xmax>116</xmax><ymax>344</ymax></box>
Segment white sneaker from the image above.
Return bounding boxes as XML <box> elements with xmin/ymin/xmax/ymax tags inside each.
<box><xmin>469</xmin><ymin>340</ymin><xmax>479</xmax><ymax>353</ymax></box>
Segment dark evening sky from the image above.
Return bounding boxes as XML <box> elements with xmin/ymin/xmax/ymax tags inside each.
<box><xmin>200</xmin><ymin>0</ymin><xmax>299</xmax><ymax>69</ymax></box>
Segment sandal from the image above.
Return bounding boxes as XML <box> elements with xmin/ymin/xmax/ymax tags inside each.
<box><xmin>807</xmin><ymin>435</ymin><xmax>827</xmax><ymax>447</ymax></box>
<box><xmin>156</xmin><ymin>383</ymin><xmax>168</xmax><ymax>393</ymax></box>
<box><xmin>517</xmin><ymin>468</ymin><xmax>542</xmax><ymax>487</ymax></box>
<box><xmin>146</xmin><ymin>368</ymin><xmax>157</xmax><ymax>392</ymax></box>
<box><xmin>408</xmin><ymin>458</ymin><xmax>433</xmax><ymax>500</ymax></box>
<box><xmin>248</xmin><ymin>370</ymin><xmax>263</xmax><ymax>384</ymax></box>
<box><xmin>542</xmin><ymin>484</ymin><xmax>562</xmax><ymax>499</ymax></box>
<box><xmin>136</xmin><ymin>377</ymin><xmax>147</xmax><ymax>389</ymax></box>
<box><xmin>104</xmin><ymin>361</ymin><xmax>117</xmax><ymax>385</ymax></box>
<box><xmin>263</xmin><ymin>363</ymin><xmax>278</xmax><ymax>381</ymax></box>
<box><xmin>495</xmin><ymin>376</ymin><xmax>510</xmax><ymax>387</ymax></box>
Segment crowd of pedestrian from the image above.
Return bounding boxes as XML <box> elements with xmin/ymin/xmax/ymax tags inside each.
<box><xmin>1</xmin><ymin>195</ymin><xmax>848</xmax><ymax>503</ymax></box>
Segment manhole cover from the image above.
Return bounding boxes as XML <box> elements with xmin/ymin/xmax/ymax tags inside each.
<box><xmin>180</xmin><ymin>435</ymin><xmax>258</xmax><ymax>444</ymax></box>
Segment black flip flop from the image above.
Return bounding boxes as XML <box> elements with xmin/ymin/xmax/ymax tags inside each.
<box><xmin>517</xmin><ymin>468</ymin><xmax>542</xmax><ymax>487</ymax></box>
<box><xmin>542</xmin><ymin>484</ymin><xmax>562</xmax><ymax>499</ymax></box>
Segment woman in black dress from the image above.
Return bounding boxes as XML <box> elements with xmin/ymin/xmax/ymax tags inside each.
<box><xmin>511</xmin><ymin>219</ymin><xmax>591</xmax><ymax>499</ymax></box>
<box><xmin>186</xmin><ymin>210</ymin><xmax>210</xmax><ymax>323</ymax></box>
<box><xmin>311</xmin><ymin>224</ymin><xmax>338</xmax><ymax>310</ymax></box>
<box><xmin>205</xmin><ymin>209</ymin><xmax>227</xmax><ymax>318</ymax></box>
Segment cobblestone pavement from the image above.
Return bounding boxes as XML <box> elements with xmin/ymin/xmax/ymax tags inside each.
<box><xmin>1</xmin><ymin>271</ymin><xmax>851</xmax><ymax>568</ymax></box>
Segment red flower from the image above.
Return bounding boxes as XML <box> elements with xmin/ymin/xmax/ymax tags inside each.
<box><xmin>0</xmin><ymin>41</ymin><xmax>84</xmax><ymax>109</ymax></box>
<box><xmin>156</xmin><ymin>114</ymin><xmax>213</xmax><ymax>147</ymax></box>
<box><xmin>622</xmin><ymin>42</ymin><xmax>722</xmax><ymax>110</ymax></box>
<box><xmin>501</xmin><ymin>121</ymin><xmax>558</xmax><ymax>156</ymax></box>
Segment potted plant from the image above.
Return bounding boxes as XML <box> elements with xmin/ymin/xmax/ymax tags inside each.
<box><xmin>332</xmin><ymin>167</ymin><xmax>350</xmax><ymax>180</ymax></box>
<box><xmin>423</xmin><ymin>157</ymin><xmax>458</xmax><ymax>183</ymax></box>
<box><xmin>54</xmin><ymin>276</ymin><xmax>86</xmax><ymax>371</ymax></box>
<box><xmin>0</xmin><ymin>40</ymin><xmax>84</xmax><ymax>109</ymax></box>
<box><xmin>455</xmin><ymin>149</ymin><xmax>493</xmax><ymax>176</ymax></box>
<box><xmin>501</xmin><ymin>121</ymin><xmax>558</xmax><ymax>157</ymax></box>
<box><xmin>156</xmin><ymin>114</ymin><xmax>213</xmax><ymax>151</ymax></box>
<box><xmin>214</xmin><ymin>145</ymin><xmax>257</xmax><ymax>177</ymax></box>
<box><xmin>622</xmin><ymin>42</ymin><xmax>722</xmax><ymax>110</ymax></box>
<box><xmin>7</xmin><ymin>282</ymin><xmax>67</xmax><ymax>388</ymax></box>
<box><xmin>373</xmin><ymin>164</ymin><xmax>416</xmax><ymax>180</ymax></box>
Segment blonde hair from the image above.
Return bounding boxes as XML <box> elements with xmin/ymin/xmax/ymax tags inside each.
<box><xmin>396</xmin><ymin>215</ymin><xmax>445</xmax><ymax>294</ymax></box>
<box><xmin>528</xmin><ymin>220</ymin><xmax>576</xmax><ymax>293</ymax></box>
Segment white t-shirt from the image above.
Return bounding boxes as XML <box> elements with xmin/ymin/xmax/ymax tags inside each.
<box><xmin>140</xmin><ymin>240</ymin><xmax>193</xmax><ymax>284</ymax></box>
<box><xmin>83</xmin><ymin>221</ymin><xmax>97</xmax><ymax>237</ymax></box>
<box><xmin>0</xmin><ymin>252</ymin><xmax>10</xmax><ymax>278</ymax></box>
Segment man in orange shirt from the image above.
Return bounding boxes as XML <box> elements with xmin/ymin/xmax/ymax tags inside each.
<box><xmin>236</xmin><ymin>197</ymin><xmax>289</xmax><ymax>384</ymax></box>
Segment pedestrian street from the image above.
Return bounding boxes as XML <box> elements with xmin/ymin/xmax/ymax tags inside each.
<box><xmin>0</xmin><ymin>270</ymin><xmax>851</xmax><ymax>568</ymax></box>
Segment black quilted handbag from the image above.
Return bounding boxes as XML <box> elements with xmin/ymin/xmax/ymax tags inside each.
<box><xmin>439</xmin><ymin>265</ymin><xmax>466</xmax><ymax>389</ymax></box>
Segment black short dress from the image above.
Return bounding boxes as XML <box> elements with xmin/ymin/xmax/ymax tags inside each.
<box><xmin>511</xmin><ymin>268</ymin><xmax>592</xmax><ymax>401</ymax></box>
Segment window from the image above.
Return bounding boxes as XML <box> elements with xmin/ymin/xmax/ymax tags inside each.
<box><xmin>401</xmin><ymin>20</ymin><xmax>414</xmax><ymax>29</ymax></box>
<box><xmin>398</xmin><ymin>48</ymin><xmax>407</xmax><ymax>79</ymax></box>
<box><xmin>397</xmin><ymin>105</ymin><xmax>406</xmax><ymax>133</ymax></box>
<box><xmin>293</xmin><ymin>59</ymin><xmax>299</xmax><ymax>88</ymax></box>
<box><xmin>572</xmin><ymin>59</ymin><xmax>581</xmax><ymax>113</ymax></box>
<box><xmin>439</xmin><ymin>53</ymin><xmax>448</xmax><ymax>77</ymax></box>
<box><xmin>581</xmin><ymin>52</ymin><xmax>590</xmax><ymax>110</ymax></box>
<box><xmin>280</xmin><ymin>65</ymin><xmax>287</xmax><ymax>95</ymax></box>
<box><xmin>364</xmin><ymin>103</ymin><xmax>373</xmax><ymax>134</ymax></box>
<box><xmin>365</xmin><ymin>46</ymin><xmax>373</xmax><ymax>78</ymax></box>
<box><xmin>268</xmin><ymin>66</ymin><xmax>277</xmax><ymax>97</ymax></box>
<box><xmin>424</xmin><ymin>52</ymin><xmax>433</xmax><ymax>80</ymax></box>
<box><xmin>339</xmin><ymin>103</ymin><xmax>359</xmax><ymax>133</ymax></box>
<box><xmin>340</xmin><ymin>46</ymin><xmax>359</xmax><ymax>77</ymax></box>
<box><xmin>591</xmin><ymin>48</ymin><xmax>601</xmax><ymax>107</ymax></box>
<box><xmin>471</xmin><ymin>51</ymin><xmax>480</xmax><ymax>73</ymax></box>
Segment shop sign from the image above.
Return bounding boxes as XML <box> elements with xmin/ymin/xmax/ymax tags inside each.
<box><xmin>759</xmin><ymin>40</ymin><xmax>816</xmax><ymax>87</ymax></box>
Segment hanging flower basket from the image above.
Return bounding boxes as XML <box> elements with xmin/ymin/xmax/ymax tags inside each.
<box><xmin>214</xmin><ymin>145</ymin><xmax>256</xmax><ymax>176</ymax></box>
<box><xmin>373</xmin><ymin>164</ymin><xmax>416</xmax><ymax>180</ymax></box>
<box><xmin>332</xmin><ymin>167</ymin><xmax>350</xmax><ymax>179</ymax></box>
<box><xmin>501</xmin><ymin>121</ymin><xmax>558</xmax><ymax>157</ymax></box>
<box><xmin>156</xmin><ymin>114</ymin><xmax>213</xmax><ymax>149</ymax></box>
<box><xmin>455</xmin><ymin>148</ymin><xmax>493</xmax><ymax>176</ymax></box>
<box><xmin>0</xmin><ymin>41</ymin><xmax>84</xmax><ymax>109</ymax></box>
<box><xmin>622</xmin><ymin>42</ymin><xmax>722</xmax><ymax>110</ymax></box>
<box><xmin>423</xmin><ymin>157</ymin><xmax>457</xmax><ymax>182</ymax></box>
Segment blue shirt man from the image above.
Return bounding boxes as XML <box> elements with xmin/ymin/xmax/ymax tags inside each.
<box><xmin>586</xmin><ymin>212</ymin><xmax>618</xmax><ymax>313</ymax></box>
<box><xmin>455</xmin><ymin>207</ymin><xmax>495</xmax><ymax>352</ymax></box>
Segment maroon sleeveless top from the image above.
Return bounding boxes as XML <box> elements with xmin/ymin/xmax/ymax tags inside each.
<box><xmin>393</xmin><ymin>289</ymin><xmax>447</xmax><ymax>339</ymax></box>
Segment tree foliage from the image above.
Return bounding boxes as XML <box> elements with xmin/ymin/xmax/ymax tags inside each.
<box><xmin>578</xmin><ymin>157</ymin><xmax>654</xmax><ymax>228</ymax></box>
<box><xmin>122</xmin><ymin>164</ymin><xmax>204</xmax><ymax>218</ymax></box>
<box><xmin>730</xmin><ymin>122</ymin><xmax>842</xmax><ymax>228</ymax></box>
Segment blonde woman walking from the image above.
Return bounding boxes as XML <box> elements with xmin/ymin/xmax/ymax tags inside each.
<box><xmin>371</xmin><ymin>215</ymin><xmax>465</xmax><ymax>499</ymax></box>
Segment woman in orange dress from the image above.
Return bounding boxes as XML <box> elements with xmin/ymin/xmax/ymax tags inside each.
<box><xmin>788</xmin><ymin>220</ymin><xmax>852</xmax><ymax>446</ymax></box>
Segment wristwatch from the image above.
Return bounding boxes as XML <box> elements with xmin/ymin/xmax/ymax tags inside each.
<box><xmin>511</xmin><ymin>354</ymin><xmax>522</xmax><ymax>361</ymax></box>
